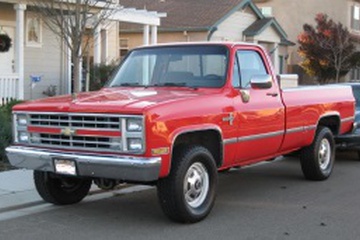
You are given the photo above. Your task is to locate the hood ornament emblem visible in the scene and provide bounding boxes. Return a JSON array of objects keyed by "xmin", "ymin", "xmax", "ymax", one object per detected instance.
[{"xmin": 61, "ymin": 127, "xmax": 76, "ymax": 136}]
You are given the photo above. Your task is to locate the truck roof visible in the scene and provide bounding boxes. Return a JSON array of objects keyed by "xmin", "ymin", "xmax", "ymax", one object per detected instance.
[{"xmin": 133, "ymin": 41, "xmax": 263, "ymax": 50}]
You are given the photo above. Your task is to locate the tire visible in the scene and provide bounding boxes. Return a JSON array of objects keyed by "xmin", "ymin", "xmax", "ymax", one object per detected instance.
[
  {"xmin": 300, "ymin": 127, "xmax": 335, "ymax": 181},
  {"xmin": 34, "ymin": 171, "xmax": 92, "ymax": 205},
  {"xmin": 357, "ymin": 151, "xmax": 360, "ymax": 161},
  {"xmin": 157, "ymin": 145, "xmax": 218, "ymax": 223}
]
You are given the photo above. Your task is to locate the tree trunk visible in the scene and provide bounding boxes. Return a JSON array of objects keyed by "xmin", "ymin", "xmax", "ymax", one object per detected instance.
[
  {"xmin": 72, "ymin": 55, "xmax": 81, "ymax": 93},
  {"xmin": 335, "ymin": 68, "xmax": 340, "ymax": 83}
]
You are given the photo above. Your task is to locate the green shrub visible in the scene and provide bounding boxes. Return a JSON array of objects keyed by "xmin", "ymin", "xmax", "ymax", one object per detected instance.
[
  {"xmin": 0, "ymin": 100, "xmax": 22, "ymax": 165},
  {"xmin": 89, "ymin": 63, "xmax": 118, "ymax": 91}
]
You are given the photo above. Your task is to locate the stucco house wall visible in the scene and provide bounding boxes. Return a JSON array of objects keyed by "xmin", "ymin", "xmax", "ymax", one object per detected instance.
[{"xmin": 254, "ymin": 0, "xmax": 360, "ymax": 81}]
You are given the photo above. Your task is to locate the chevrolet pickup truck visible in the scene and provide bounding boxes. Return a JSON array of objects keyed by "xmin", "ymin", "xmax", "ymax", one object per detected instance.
[{"xmin": 6, "ymin": 42, "xmax": 355, "ymax": 223}]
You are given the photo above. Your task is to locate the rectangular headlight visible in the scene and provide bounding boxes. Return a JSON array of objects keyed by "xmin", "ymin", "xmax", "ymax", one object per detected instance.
[
  {"xmin": 17, "ymin": 114, "xmax": 28, "ymax": 126},
  {"xmin": 127, "ymin": 118, "xmax": 143, "ymax": 132},
  {"xmin": 127, "ymin": 138, "xmax": 143, "ymax": 151},
  {"xmin": 18, "ymin": 131, "xmax": 29, "ymax": 143}
]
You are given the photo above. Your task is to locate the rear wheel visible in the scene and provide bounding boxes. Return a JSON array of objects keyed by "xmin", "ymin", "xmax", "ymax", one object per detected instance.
[
  {"xmin": 300, "ymin": 127, "xmax": 335, "ymax": 180},
  {"xmin": 34, "ymin": 171, "xmax": 92, "ymax": 205},
  {"xmin": 157, "ymin": 145, "xmax": 218, "ymax": 223}
]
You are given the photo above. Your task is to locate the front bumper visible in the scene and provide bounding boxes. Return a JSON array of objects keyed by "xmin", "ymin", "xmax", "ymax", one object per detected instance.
[{"xmin": 6, "ymin": 146, "xmax": 161, "ymax": 182}]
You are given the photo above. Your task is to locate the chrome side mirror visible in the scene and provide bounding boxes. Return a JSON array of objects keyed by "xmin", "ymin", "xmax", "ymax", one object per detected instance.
[{"xmin": 250, "ymin": 74, "xmax": 272, "ymax": 89}]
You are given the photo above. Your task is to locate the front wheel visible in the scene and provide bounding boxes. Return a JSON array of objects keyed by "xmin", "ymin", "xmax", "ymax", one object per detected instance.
[
  {"xmin": 157, "ymin": 145, "xmax": 218, "ymax": 223},
  {"xmin": 300, "ymin": 127, "xmax": 335, "ymax": 180},
  {"xmin": 34, "ymin": 171, "xmax": 92, "ymax": 205}
]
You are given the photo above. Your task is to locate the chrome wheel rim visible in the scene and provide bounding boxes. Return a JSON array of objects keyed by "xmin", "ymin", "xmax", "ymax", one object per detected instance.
[
  {"xmin": 318, "ymin": 138, "xmax": 331, "ymax": 170},
  {"xmin": 183, "ymin": 162, "xmax": 209, "ymax": 208}
]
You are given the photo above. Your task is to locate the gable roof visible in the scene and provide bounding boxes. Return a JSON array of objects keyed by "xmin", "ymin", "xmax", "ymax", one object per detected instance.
[
  {"xmin": 119, "ymin": 0, "xmax": 261, "ymax": 31},
  {"xmin": 243, "ymin": 17, "xmax": 294, "ymax": 45},
  {"xmin": 119, "ymin": 0, "xmax": 294, "ymax": 45}
]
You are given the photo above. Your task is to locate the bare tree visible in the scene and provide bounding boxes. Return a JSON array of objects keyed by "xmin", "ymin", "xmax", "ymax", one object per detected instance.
[{"xmin": 29, "ymin": 0, "xmax": 119, "ymax": 93}]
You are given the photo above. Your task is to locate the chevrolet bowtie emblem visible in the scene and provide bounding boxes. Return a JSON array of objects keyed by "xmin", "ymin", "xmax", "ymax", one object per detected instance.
[{"xmin": 61, "ymin": 127, "xmax": 76, "ymax": 136}]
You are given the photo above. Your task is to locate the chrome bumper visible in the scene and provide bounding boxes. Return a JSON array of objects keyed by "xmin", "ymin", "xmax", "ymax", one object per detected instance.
[{"xmin": 6, "ymin": 146, "xmax": 161, "ymax": 182}]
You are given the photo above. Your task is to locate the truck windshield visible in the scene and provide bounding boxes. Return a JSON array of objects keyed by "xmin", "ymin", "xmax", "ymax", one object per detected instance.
[{"xmin": 108, "ymin": 45, "xmax": 228, "ymax": 88}]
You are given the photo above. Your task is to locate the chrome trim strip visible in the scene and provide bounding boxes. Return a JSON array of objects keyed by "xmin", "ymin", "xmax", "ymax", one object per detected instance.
[
  {"xmin": 342, "ymin": 116, "xmax": 355, "ymax": 123},
  {"xmin": 223, "ymin": 124, "xmax": 319, "ymax": 145},
  {"xmin": 223, "ymin": 138, "xmax": 237, "ymax": 145},
  {"xmin": 237, "ymin": 130, "xmax": 284, "ymax": 142},
  {"xmin": 286, "ymin": 127, "xmax": 304, "ymax": 134},
  {"xmin": 6, "ymin": 146, "xmax": 161, "ymax": 182}
]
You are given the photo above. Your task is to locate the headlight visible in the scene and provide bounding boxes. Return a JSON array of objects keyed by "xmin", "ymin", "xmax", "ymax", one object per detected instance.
[
  {"xmin": 17, "ymin": 114, "xmax": 28, "ymax": 126},
  {"xmin": 127, "ymin": 118, "xmax": 143, "ymax": 132},
  {"xmin": 18, "ymin": 132, "xmax": 29, "ymax": 143},
  {"xmin": 128, "ymin": 138, "xmax": 143, "ymax": 151}
]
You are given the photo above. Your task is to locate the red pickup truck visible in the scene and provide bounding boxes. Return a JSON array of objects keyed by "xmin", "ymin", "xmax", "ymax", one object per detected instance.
[{"xmin": 6, "ymin": 42, "xmax": 355, "ymax": 223}]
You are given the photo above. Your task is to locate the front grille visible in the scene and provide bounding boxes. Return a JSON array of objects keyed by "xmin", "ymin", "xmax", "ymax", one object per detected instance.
[
  {"xmin": 29, "ymin": 114, "xmax": 121, "ymax": 129},
  {"xmin": 27, "ymin": 113, "xmax": 123, "ymax": 151},
  {"xmin": 15, "ymin": 112, "xmax": 145, "ymax": 154},
  {"xmin": 37, "ymin": 134, "xmax": 118, "ymax": 149}
]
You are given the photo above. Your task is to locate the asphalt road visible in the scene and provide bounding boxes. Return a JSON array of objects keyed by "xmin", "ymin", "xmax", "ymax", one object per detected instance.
[{"xmin": 0, "ymin": 153, "xmax": 360, "ymax": 240}]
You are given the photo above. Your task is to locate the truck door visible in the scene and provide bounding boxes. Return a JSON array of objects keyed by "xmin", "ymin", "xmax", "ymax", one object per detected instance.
[{"xmin": 231, "ymin": 48, "xmax": 285, "ymax": 164}]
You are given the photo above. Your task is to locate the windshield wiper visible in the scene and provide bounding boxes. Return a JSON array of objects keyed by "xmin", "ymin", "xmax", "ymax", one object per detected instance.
[
  {"xmin": 151, "ymin": 82, "xmax": 198, "ymax": 90},
  {"xmin": 111, "ymin": 83, "xmax": 145, "ymax": 87},
  {"xmin": 158, "ymin": 82, "xmax": 187, "ymax": 87}
]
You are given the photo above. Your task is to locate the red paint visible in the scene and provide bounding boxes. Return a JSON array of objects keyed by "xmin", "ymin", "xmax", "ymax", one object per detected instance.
[{"xmin": 28, "ymin": 126, "xmax": 61, "ymax": 134}]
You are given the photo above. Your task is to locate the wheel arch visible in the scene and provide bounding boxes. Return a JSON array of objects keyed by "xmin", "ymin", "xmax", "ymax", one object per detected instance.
[
  {"xmin": 170, "ymin": 126, "xmax": 223, "ymax": 169},
  {"xmin": 317, "ymin": 112, "xmax": 341, "ymax": 135}
]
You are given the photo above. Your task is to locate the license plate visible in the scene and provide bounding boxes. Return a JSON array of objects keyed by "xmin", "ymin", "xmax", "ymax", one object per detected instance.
[{"xmin": 54, "ymin": 159, "xmax": 77, "ymax": 176}]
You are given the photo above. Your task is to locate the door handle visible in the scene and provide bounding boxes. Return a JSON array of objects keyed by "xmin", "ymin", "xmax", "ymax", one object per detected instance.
[{"xmin": 266, "ymin": 92, "xmax": 278, "ymax": 97}]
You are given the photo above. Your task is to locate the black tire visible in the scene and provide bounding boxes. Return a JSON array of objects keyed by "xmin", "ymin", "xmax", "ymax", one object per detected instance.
[
  {"xmin": 300, "ymin": 127, "xmax": 335, "ymax": 181},
  {"xmin": 34, "ymin": 171, "xmax": 92, "ymax": 205},
  {"xmin": 157, "ymin": 145, "xmax": 218, "ymax": 223},
  {"xmin": 357, "ymin": 151, "xmax": 360, "ymax": 161}
]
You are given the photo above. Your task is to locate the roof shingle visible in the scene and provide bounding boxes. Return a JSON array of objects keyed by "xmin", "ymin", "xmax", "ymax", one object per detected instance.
[{"xmin": 119, "ymin": 0, "xmax": 251, "ymax": 31}]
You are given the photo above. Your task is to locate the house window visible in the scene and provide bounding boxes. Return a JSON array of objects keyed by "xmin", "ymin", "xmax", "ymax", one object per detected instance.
[
  {"xmin": 120, "ymin": 38, "xmax": 129, "ymax": 59},
  {"xmin": 26, "ymin": 14, "xmax": 42, "ymax": 47},
  {"xmin": 351, "ymin": 5, "xmax": 360, "ymax": 31}
]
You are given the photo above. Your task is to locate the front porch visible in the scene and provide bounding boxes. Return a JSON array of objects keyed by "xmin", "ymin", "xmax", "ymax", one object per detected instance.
[{"xmin": 0, "ymin": 74, "xmax": 19, "ymax": 104}]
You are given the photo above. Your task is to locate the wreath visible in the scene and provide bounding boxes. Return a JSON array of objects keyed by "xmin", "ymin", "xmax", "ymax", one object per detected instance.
[{"xmin": 0, "ymin": 34, "xmax": 12, "ymax": 52}]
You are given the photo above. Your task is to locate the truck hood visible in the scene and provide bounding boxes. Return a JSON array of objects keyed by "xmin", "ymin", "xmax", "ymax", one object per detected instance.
[{"xmin": 13, "ymin": 87, "xmax": 209, "ymax": 114}]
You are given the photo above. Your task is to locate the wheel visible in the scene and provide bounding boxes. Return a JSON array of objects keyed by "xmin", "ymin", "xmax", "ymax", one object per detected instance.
[
  {"xmin": 357, "ymin": 151, "xmax": 360, "ymax": 161},
  {"xmin": 300, "ymin": 127, "xmax": 335, "ymax": 181},
  {"xmin": 157, "ymin": 145, "xmax": 218, "ymax": 223},
  {"xmin": 34, "ymin": 171, "xmax": 92, "ymax": 205}
]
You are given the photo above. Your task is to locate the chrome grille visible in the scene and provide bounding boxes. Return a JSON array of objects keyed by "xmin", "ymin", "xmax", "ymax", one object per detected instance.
[
  {"xmin": 29, "ymin": 114, "xmax": 121, "ymax": 129},
  {"xmin": 36, "ymin": 134, "xmax": 119, "ymax": 150},
  {"xmin": 27, "ymin": 113, "xmax": 122, "ymax": 151}
]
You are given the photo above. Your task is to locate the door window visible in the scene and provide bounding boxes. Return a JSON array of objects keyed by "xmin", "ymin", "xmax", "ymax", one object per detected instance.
[{"xmin": 236, "ymin": 50, "xmax": 268, "ymax": 88}]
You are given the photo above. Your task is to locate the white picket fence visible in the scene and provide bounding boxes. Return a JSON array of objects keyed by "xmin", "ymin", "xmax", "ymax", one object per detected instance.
[{"xmin": 0, "ymin": 74, "xmax": 20, "ymax": 105}]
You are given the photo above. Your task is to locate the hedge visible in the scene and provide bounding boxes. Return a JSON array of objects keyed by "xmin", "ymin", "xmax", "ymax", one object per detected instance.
[{"xmin": 0, "ymin": 100, "xmax": 22, "ymax": 167}]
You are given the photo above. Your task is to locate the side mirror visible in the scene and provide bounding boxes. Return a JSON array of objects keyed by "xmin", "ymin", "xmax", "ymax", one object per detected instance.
[{"xmin": 250, "ymin": 74, "xmax": 272, "ymax": 89}]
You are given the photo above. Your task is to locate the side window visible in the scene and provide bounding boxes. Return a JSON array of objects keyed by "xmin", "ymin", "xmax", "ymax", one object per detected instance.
[{"xmin": 237, "ymin": 50, "xmax": 267, "ymax": 88}]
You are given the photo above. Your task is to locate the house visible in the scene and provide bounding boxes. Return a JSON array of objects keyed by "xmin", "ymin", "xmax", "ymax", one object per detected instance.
[
  {"xmin": 119, "ymin": 0, "xmax": 294, "ymax": 75},
  {"xmin": 254, "ymin": 0, "xmax": 360, "ymax": 83},
  {"xmin": 0, "ymin": 0, "xmax": 165, "ymax": 102}
]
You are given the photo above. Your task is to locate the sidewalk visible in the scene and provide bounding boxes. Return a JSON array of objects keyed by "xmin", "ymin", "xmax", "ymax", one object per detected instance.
[{"xmin": 0, "ymin": 169, "xmax": 42, "ymax": 211}]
